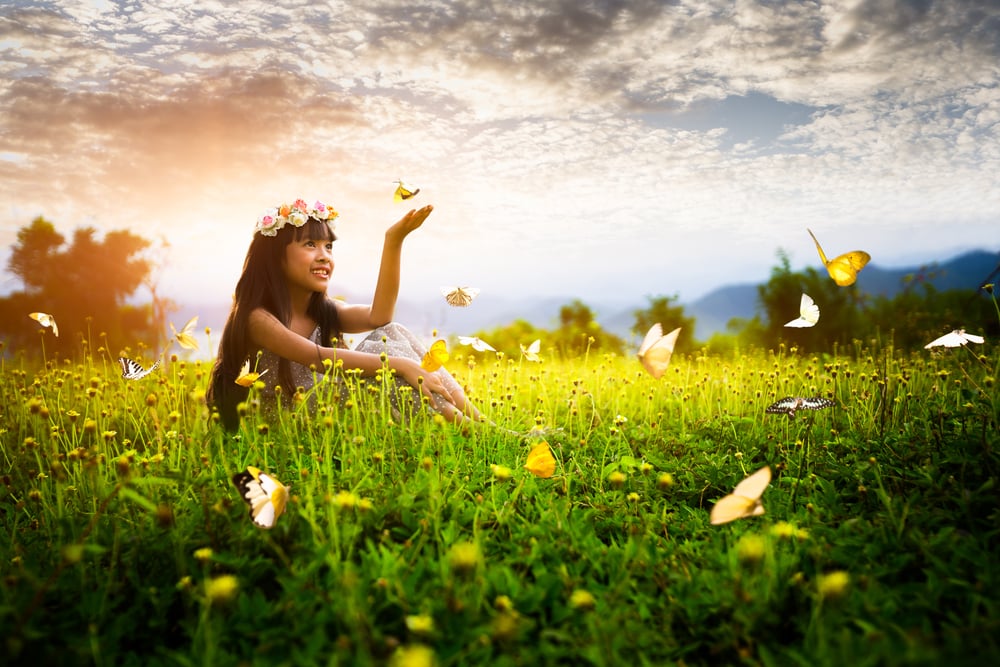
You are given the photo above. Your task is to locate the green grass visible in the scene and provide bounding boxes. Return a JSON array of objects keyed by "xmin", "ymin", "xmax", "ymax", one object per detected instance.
[{"xmin": 1, "ymin": 335, "xmax": 998, "ymax": 666}]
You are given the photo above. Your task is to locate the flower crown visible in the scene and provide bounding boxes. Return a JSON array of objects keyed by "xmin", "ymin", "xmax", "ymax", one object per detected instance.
[{"xmin": 254, "ymin": 199, "xmax": 339, "ymax": 237}]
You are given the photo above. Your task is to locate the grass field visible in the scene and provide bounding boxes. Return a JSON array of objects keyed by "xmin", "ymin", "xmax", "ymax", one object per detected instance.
[{"xmin": 1, "ymin": 328, "xmax": 998, "ymax": 666}]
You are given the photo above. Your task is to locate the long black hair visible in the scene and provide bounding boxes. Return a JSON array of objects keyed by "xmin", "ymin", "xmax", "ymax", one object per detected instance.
[{"xmin": 207, "ymin": 217, "xmax": 341, "ymax": 430}]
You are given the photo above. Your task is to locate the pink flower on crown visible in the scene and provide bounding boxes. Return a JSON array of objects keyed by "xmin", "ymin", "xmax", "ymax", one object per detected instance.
[
  {"xmin": 255, "ymin": 208, "xmax": 281, "ymax": 236},
  {"xmin": 292, "ymin": 199, "xmax": 309, "ymax": 213}
]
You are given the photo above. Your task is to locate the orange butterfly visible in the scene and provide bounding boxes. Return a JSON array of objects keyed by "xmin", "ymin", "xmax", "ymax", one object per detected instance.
[
  {"xmin": 807, "ymin": 229, "xmax": 870, "ymax": 286},
  {"xmin": 420, "ymin": 339, "xmax": 449, "ymax": 372},
  {"xmin": 524, "ymin": 441, "xmax": 556, "ymax": 478},
  {"xmin": 637, "ymin": 324, "xmax": 681, "ymax": 378}
]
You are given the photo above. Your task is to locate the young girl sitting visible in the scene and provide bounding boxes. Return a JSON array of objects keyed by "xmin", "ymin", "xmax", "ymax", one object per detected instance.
[{"xmin": 207, "ymin": 198, "xmax": 483, "ymax": 430}]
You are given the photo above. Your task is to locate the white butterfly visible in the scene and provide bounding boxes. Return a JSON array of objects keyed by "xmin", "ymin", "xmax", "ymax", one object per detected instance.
[
  {"xmin": 637, "ymin": 324, "xmax": 681, "ymax": 379},
  {"xmin": 232, "ymin": 466, "xmax": 290, "ymax": 529},
  {"xmin": 441, "ymin": 286, "xmax": 480, "ymax": 307},
  {"xmin": 765, "ymin": 396, "xmax": 835, "ymax": 418},
  {"xmin": 118, "ymin": 357, "xmax": 159, "ymax": 380},
  {"xmin": 29, "ymin": 311, "xmax": 59, "ymax": 337},
  {"xmin": 520, "ymin": 339, "xmax": 541, "ymax": 362},
  {"xmin": 458, "ymin": 335, "xmax": 496, "ymax": 352},
  {"xmin": 710, "ymin": 465, "xmax": 771, "ymax": 525},
  {"xmin": 784, "ymin": 293, "xmax": 820, "ymax": 328},
  {"xmin": 924, "ymin": 329, "xmax": 985, "ymax": 349}
]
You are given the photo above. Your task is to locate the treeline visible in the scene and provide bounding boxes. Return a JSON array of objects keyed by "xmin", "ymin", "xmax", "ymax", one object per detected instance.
[
  {"xmin": 2, "ymin": 217, "xmax": 995, "ymax": 361},
  {"xmin": 468, "ymin": 253, "xmax": 998, "ymax": 359}
]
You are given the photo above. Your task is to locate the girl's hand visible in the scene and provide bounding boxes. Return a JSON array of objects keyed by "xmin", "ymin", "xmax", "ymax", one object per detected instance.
[
  {"xmin": 394, "ymin": 357, "xmax": 451, "ymax": 403},
  {"xmin": 386, "ymin": 205, "xmax": 433, "ymax": 244}
]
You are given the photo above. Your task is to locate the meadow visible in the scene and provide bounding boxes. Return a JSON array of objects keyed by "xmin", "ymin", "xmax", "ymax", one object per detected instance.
[{"xmin": 1, "ymin": 324, "xmax": 998, "ymax": 666}]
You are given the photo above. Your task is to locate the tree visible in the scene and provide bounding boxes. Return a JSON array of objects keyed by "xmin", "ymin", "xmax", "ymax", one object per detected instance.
[
  {"xmin": 3, "ymin": 219, "xmax": 156, "ymax": 356},
  {"xmin": 8, "ymin": 217, "xmax": 64, "ymax": 293},
  {"xmin": 752, "ymin": 249, "xmax": 866, "ymax": 352},
  {"xmin": 631, "ymin": 294, "xmax": 697, "ymax": 353},
  {"xmin": 553, "ymin": 299, "xmax": 624, "ymax": 357}
]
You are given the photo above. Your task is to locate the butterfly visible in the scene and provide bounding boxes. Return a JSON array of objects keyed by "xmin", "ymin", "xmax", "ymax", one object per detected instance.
[
  {"xmin": 441, "ymin": 286, "xmax": 480, "ymax": 307},
  {"xmin": 784, "ymin": 293, "xmax": 820, "ymax": 328},
  {"xmin": 765, "ymin": 396, "xmax": 835, "ymax": 418},
  {"xmin": 637, "ymin": 324, "xmax": 681, "ymax": 379},
  {"xmin": 520, "ymin": 339, "xmax": 541, "ymax": 362},
  {"xmin": 171, "ymin": 315, "xmax": 199, "ymax": 350},
  {"xmin": 118, "ymin": 357, "xmax": 159, "ymax": 380},
  {"xmin": 524, "ymin": 441, "xmax": 556, "ymax": 479},
  {"xmin": 393, "ymin": 179, "xmax": 420, "ymax": 202},
  {"xmin": 807, "ymin": 229, "xmax": 870, "ymax": 287},
  {"xmin": 28, "ymin": 312, "xmax": 59, "ymax": 337},
  {"xmin": 232, "ymin": 466, "xmax": 290, "ymax": 529},
  {"xmin": 458, "ymin": 335, "xmax": 496, "ymax": 352},
  {"xmin": 710, "ymin": 465, "xmax": 771, "ymax": 525},
  {"xmin": 420, "ymin": 339, "xmax": 449, "ymax": 372},
  {"xmin": 924, "ymin": 329, "xmax": 985, "ymax": 349},
  {"xmin": 235, "ymin": 358, "xmax": 270, "ymax": 387}
]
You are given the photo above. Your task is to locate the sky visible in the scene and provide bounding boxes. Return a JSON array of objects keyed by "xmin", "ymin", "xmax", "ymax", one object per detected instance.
[{"xmin": 2, "ymin": 0, "xmax": 999, "ymax": 335}]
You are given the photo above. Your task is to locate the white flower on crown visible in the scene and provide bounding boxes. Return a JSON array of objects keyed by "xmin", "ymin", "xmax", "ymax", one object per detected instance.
[{"xmin": 254, "ymin": 198, "xmax": 339, "ymax": 236}]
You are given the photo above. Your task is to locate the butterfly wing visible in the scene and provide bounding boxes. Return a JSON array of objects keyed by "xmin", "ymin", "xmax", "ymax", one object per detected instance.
[
  {"xmin": 807, "ymin": 229, "xmax": 829, "ymax": 266},
  {"xmin": 710, "ymin": 493, "xmax": 761, "ymax": 525},
  {"xmin": 731, "ymin": 465, "xmax": 772, "ymax": 500},
  {"xmin": 766, "ymin": 396, "xmax": 800, "ymax": 415},
  {"xmin": 232, "ymin": 467, "xmax": 288, "ymax": 529},
  {"xmin": 458, "ymin": 336, "xmax": 495, "ymax": 352},
  {"xmin": 785, "ymin": 294, "xmax": 820, "ymax": 327},
  {"xmin": 421, "ymin": 339, "xmax": 449, "ymax": 372},
  {"xmin": 441, "ymin": 286, "xmax": 480, "ymax": 307},
  {"xmin": 827, "ymin": 251, "xmax": 871, "ymax": 286},
  {"xmin": 637, "ymin": 325, "xmax": 681, "ymax": 379},
  {"xmin": 800, "ymin": 397, "xmax": 835, "ymax": 411},
  {"xmin": 393, "ymin": 180, "xmax": 420, "ymax": 202},
  {"xmin": 524, "ymin": 441, "xmax": 556, "ymax": 478},
  {"xmin": 926, "ymin": 329, "xmax": 984, "ymax": 348},
  {"xmin": 172, "ymin": 315, "xmax": 199, "ymax": 350},
  {"xmin": 118, "ymin": 357, "xmax": 158, "ymax": 380},
  {"xmin": 521, "ymin": 339, "xmax": 541, "ymax": 362},
  {"xmin": 711, "ymin": 466, "xmax": 770, "ymax": 525},
  {"xmin": 29, "ymin": 312, "xmax": 59, "ymax": 336}
]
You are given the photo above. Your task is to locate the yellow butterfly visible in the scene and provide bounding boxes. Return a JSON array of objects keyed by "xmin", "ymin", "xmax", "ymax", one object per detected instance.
[
  {"xmin": 524, "ymin": 441, "xmax": 556, "ymax": 478},
  {"xmin": 393, "ymin": 180, "xmax": 420, "ymax": 202},
  {"xmin": 28, "ymin": 311, "xmax": 59, "ymax": 337},
  {"xmin": 520, "ymin": 339, "xmax": 541, "ymax": 362},
  {"xmin": 441, "ymin": 286, "xmax": 480, "ymax": 307},
  {"xmin": 807, "ymin": 229, "xmax": 870, "ymax": 287},
  {"xmin": 171, "ymin": 315, "xmax": 199, "ymax": 350},
  {"xmin": 637, "ymin": 324, "xmax": 681, "ymax": 378},
  {"xmin": 235, "ymin": 358, "xmax": 270, "ymax": 387},
  {"xmin": 458, "ymin": 335, "xmax": 496, "ymax": 352},
  {"xmin": 710, "ymin": 465, "xmax": 771, "ymax": 525},
  {"xmin": 420, "ymin": 339, "xmax": 449, "ymax": 372},
  {"xmin": 784, "ymin": 293, "xmax": 820, "ymax": 328},
  {"xmin": 232, "ymin": 466, "xmax": 290, "ymax": 529}
]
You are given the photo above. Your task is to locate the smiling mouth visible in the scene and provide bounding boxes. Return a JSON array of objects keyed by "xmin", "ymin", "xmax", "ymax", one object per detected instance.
[{"xmin": 312, "ymin": 268, "xmax": 330, "ymax": 277}]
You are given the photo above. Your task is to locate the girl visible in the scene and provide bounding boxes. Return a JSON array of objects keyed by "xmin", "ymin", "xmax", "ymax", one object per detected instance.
[{"xmin": 207, "ymin": 198, "xmax": 482, "ymax": 430}]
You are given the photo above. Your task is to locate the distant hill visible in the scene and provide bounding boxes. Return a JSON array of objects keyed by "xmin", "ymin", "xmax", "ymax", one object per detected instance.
[{"xmin": 174, "ymin": 249, "xmax": 998, "ymax": 353}]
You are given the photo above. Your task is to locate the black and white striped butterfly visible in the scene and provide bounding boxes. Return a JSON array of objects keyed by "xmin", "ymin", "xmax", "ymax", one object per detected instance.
[
  {"xmin": 118, "ymin": 357, "xmax": 159, "ymax": 380},
  {"xmin": 765, "ymin": 396, "xmax": 834, "ymax": 418}
]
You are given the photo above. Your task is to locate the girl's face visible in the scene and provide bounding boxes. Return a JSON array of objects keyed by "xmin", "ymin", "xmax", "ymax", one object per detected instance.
[{"xmin": 282, "ymin": 236, "xmax": 334, "ymax": 295}]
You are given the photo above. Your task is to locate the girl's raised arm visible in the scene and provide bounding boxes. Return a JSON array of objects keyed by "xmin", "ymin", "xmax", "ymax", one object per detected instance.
[{"xmin": 337, "ymin": 205, "xmax": 433, "ymax": 333}]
